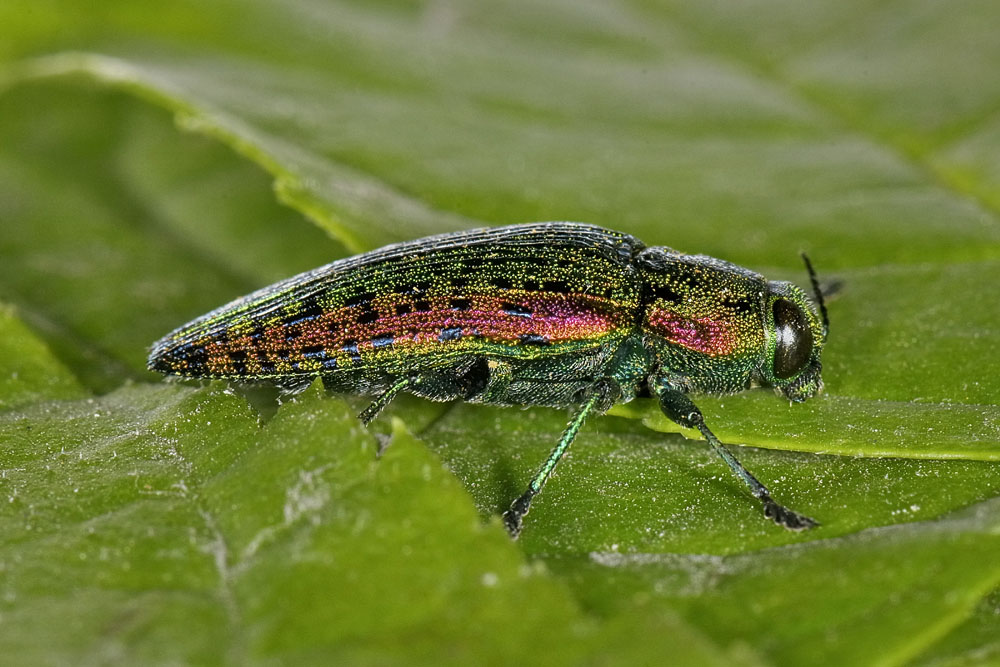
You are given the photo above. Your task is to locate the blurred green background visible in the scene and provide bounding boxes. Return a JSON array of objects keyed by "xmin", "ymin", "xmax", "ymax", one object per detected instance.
[{"xmin": 1, "ymin": 1, "xmax": 999, "ymax": 664}]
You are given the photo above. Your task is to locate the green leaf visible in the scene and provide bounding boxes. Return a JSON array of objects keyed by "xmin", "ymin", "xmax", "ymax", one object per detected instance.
[
  {"xmin": 0, "ymin": 83, "xmax": 345, "ymax": 392},
  {"xmin": 0, "ymin": 303, "xmax": 85, "ymax": 410},
  {"xmin": 1, "ymin": 1, "xmax": 999, "ymax": 664},
  {"xmin": 0, "ymin": 383, "xmax": 732, "ymax": 665}
]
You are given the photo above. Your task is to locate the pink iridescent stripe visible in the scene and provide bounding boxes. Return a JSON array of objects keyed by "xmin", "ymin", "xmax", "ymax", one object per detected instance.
[
  {"xmin": 212, "ymin": 292, "xmax": 626, "ymax": 367},
  {"xmin": 646, "ymin": 309, "xmax": 735, "ymax": 356},
  {"xmin": 354, "ymin": 294, "xmax": 623, "ymax": 348}
]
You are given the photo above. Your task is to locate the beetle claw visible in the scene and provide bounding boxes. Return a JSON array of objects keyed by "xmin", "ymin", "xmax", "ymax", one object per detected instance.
[{"xmin": 763, "ymin": 496, "xmax": 818, "ymax": 531}]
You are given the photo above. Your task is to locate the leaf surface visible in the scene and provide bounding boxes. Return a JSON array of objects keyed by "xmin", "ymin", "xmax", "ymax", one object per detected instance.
[{"xmin": 2, "ymin": 1, "xmax": 999, "ymax": 664}]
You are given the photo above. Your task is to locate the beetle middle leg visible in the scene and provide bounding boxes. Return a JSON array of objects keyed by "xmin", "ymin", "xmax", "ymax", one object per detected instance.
[
  {"xmin": 657, "ymin": 386, "xmax": 817, "ymax": 531},
  {"xmin": 502, "ymin": 378, "xmax": 620, "ymax": 538},
  {"xmin": 356, "ymin": 357, "xmax": 492, "ymax": 426},
  {"xmin": 357, "ymin": 376, "xmax": 412, "ymax": 426}
]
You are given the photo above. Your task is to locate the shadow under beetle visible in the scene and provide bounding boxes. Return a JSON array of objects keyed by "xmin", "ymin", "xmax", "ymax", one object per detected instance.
[{"xmin": 149, "ymin": 223, "xmax": 829, "ymax": 536}]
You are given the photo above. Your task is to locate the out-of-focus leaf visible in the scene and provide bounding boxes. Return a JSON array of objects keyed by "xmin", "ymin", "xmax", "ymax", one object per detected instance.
[
  {"xmin": 0, "ymin": 383, "xmax": 732, "ymax": 665},
  {"xmin": 0, "ymin": 303, "xmax": 85, "ymax": 410},
  {"xmin": 2, "ymin": 1, "xmax": 1000, "ymax": 664}
]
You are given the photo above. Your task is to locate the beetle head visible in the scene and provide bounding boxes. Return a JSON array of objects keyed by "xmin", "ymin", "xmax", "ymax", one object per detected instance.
[{"xmin": 759, "ymin": 256, "xmax": 827, "ymax": 402}]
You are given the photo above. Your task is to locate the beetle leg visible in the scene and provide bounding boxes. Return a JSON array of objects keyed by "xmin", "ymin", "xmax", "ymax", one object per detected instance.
[
  {"xmin": 502, "ymin": 378, "xmax": 619, "ymax": 538},
  {"xmin": 657, "ymin": 387, "xmax": 818, "ymax": 531},
  {"xmin": 357, "ymin": 377, "xmax": 411, "ymax": 426}
]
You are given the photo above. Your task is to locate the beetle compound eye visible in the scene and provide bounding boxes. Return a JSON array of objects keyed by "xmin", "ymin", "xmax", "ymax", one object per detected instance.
[{"xmin": 772, "ymin": 299, "xmax": 813, "ymax": 379}]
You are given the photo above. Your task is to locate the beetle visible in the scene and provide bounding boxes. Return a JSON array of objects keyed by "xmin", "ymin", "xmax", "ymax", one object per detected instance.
[{"xmin": 149, "ymin": 223, "xmax": 828, "ymax": 536}]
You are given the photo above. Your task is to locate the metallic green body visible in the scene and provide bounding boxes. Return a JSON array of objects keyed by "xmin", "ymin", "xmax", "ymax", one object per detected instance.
[{"xmin": 149, "ymin": 223, "xmax": 828, "ymax": 535}]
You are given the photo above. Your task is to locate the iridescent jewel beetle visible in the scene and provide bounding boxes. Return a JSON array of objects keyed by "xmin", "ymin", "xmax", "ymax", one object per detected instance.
[{"xmin": 149, "ymin": 223, "xmax": 828, "ymax": 536}]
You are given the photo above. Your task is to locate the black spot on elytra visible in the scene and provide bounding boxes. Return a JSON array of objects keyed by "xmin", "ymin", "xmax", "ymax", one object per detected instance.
[
  {"xmin": 229, "ymin": 350, "xmax": 248, "ymax": 362},
  {"xmin": 542, "ymin": 279, "xmax": 571, "ymax": 294},
  {"xmin": 372, "ymin": 334, "xmax": 394, "ymax": 349},
  {"xmin": 395, "ymin": 303, "xmax": 412, "ymax": 316},
  {"xmin": 176, "ymin": 345, "xmax": 208, "ymax": 368},
  {"xmin": 450, "ymin": 298, "xmax": 472, "ymax": 311},
  {"xmin": 400, "ymin": 281, "xmax": 433, "ymax": 295},
  {"xmin": 439, "ymin": 327, "xmax": 463, "ymax": 342},
  {"xmin": 287, "ymin": 300, "xmax": 326, "ymax": 325},
  {"xmin": 231, "ymin": 359, "xmax": 247, "ymax": 375},
  {"xmin": 523, "ymin": 279, "xmax": 540, "ymax": 291},
  {"xmin": 259, "ymin": 361, "xmax": 276, "ymax": 374},
  {"xmin": 357, "ymin": 310, "xmax": 379, "ymax": 325},
  {"xmin": 300, "ymin": 299, "xmax": 326, "ymax": 317},
  {"xmin": 501, "ymin": 302, "xmax": 532, "ymax": 318},
  {"xmin": 302, "ymin": 345, "xmax": 326, "ymax": 359},
  {"xmin": 344, "ymin": 292, "xmax": 374, "ymax": 308},
  {"xmin": 492, "ymin": 277, "xmax": 512, "ymax": 289},
  {"xmin": 413, "ymin": 300, "xmax": 432, "ymax": 313},
  {"xmin": 323, "ymin": 358, "xmax": 338, "ymax": 370},
  {"xmin": 452, "ymin": 278, "xmax": 469, "ymax": 289},
  {"xmin": 519, "ymin": 333, "xmax": 549, "ymax": 346}
]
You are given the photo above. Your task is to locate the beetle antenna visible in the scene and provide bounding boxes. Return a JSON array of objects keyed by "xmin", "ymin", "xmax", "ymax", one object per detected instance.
[{"xmin": 800, "ymin": 252, "xmax": 828, "ymax": 339}]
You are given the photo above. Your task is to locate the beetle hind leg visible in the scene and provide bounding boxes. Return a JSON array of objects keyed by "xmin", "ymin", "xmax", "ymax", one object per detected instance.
[{"xmin": 357, "ymin": 357, "xmax": 493, "ymax": 427}]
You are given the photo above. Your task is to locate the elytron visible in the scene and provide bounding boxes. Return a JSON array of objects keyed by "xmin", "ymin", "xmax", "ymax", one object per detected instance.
[{"xmin": 149, "ymin": 223, "xmax": 828, "ymax": 536}]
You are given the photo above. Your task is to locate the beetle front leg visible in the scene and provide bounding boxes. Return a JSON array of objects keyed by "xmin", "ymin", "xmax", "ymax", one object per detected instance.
[{"xmin": 657, "ymin": 387, "xmax": 818, "ymax": 531}]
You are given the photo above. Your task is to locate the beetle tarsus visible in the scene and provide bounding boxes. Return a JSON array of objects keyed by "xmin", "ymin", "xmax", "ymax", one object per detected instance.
[
  {"xmin": 502, "ymin": 493, "xmax": 532, "ymax": 539},
  {"xmin": 762, "ymin": 495, "xmax": 818, "ymax": 531}
]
